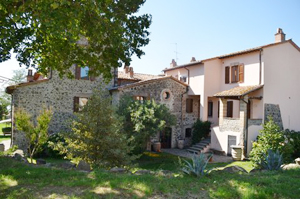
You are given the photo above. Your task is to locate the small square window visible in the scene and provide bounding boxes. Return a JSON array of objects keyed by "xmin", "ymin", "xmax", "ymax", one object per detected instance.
[
  {"xmin": 80, "ymin": 66, "xmax": 89, "ymax": 80},
  {"xmin": 185, "ymin": 128, "xmax": 192, "ymax": 138},
  {"xmin": 74, "ymin": 97, "xmax": 88, "ymax": 112},
  {"xmin": 180, "ymin": 76, "xmax": 187, "ymax": 83}
]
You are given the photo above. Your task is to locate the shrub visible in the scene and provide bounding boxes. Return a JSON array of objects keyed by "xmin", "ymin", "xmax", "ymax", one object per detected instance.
[
  {"xmin": 250, "ymin": 117, "xmax": 293, "ymax": 168},
  {"xmin": 284, "ymin": 129, "xmax": 300, "ymax": 159},
  {"xmin": 178, "ymin": 153, "xmax": 212, "ymax": 177},
  {"xmin": 52, "ymin": 86, "xmax": 136, "ymax": 168},
  {"xmin": 117, "ymin": 95, "xmax": 176, "ymax": 153},
  {"xmin": 14, "ymin": 107, "xmax": 53, "ymax": 163},
  {"xmin": 35, "ymin": 133, "xmax": 66, "ymax": 158},
  {"xmin": 259, "ymin": 149, "xmax": 283, "ymax": 170},
  {"xmin": 192, "ymin": 119, "xmax": 211, "ymax": 144}
]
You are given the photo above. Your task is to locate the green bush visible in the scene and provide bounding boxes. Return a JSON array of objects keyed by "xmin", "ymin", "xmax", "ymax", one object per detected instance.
[
  {"xmin": 117, "ymin": 95, "xmax": 176, "ymax": 153},
  {"xmin": 250, "ymin": 117, "xmax": 293, "ymax": 168},
  {"xmin": 178, "ymin": 153, "xmax": 212, "ymax": 177},
  {"xmin": 35, "ymin": 133, "xmax": 66, "ymax": 158},
  {"xmin": 284, "ymin": 129, "xmax": 300, "ymax": 159},
  {"xmin": 192, "ymin": 119, "xmax": 211, "ymax": 144}
]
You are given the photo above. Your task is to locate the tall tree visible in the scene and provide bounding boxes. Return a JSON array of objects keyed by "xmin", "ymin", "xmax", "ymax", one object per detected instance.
[{"xmin": 0, "ymin": 0, "xmax": 151, "ymax": 79}]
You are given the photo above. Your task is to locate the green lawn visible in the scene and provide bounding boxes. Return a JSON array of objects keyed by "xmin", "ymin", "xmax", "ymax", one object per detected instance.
[
  {"xmin": 1, "ymin": 152, "xmax": 299, "ymax": 198},
  {"xmin": 0, "ymin": 123, "xmax": 11, "ymax": 143}
]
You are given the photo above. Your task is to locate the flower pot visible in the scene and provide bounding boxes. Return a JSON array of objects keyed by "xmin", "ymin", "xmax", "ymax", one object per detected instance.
[
  {"xmin": 177, "ymin": 139, "xmax": 184, "ymax": 149},
  {"xmin": 153, "ymin": 142, "xmax": 161, "ymax": 152}
]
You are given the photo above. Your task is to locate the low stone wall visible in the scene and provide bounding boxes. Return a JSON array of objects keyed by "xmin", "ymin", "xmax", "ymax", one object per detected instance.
[
  {"xmin": 220, "ymin": 118, "xmax": 242, "ymax": 133},
  {"xmin": 264, "ymin": 103, "xmax": 283, "ymax": 129},
  {"xmin": 248, "ymin": 119, "xmax": 262, "ymax": 126}
]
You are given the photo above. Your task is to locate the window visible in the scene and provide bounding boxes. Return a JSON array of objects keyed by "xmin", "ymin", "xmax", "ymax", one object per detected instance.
[
  {"xmin": 186, "ymin": 99, "xmax": 193, "ymax": 113},
  {"xmin": 185, "ymin": 128, "xmax": 192, "ymax": 138},
  {"xmin": 231, "ymin": 65, "xmax": 239, "ymax": 83},
  {"xmin": 208, "ymin": 101, "xmax": 213, "ymax": 117},
  {"xmin": 75, "ymin": 65, "xmax": 95, "ymax": 80},
  {"xmin": 162, "ymin": 91, "xmax": 170, "ymax": 100},
  {"xmin": 74, "ymin": 97, "xmax": 88, "ymax": 112},
  {"xmin": 227, "ymin": 101, "xmax": 233, "ymax": 118},
  {"xmin": 180, "ymin": 76, "xmax": 187, "ymax": 83}
]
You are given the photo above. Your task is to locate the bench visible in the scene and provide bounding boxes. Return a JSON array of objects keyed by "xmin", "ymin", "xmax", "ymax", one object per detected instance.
[{"xmin": 2, "ymin": 127, "xmax": 12, "ymax": 136}]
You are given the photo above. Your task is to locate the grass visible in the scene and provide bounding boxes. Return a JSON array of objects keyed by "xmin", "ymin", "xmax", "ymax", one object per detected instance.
[
  {"xmin": 0, "ymin": 123, "xmax": 11, "ymax": 143},
  {"xmin": 0, "ymin": 152, "xmax": 299, "ymax": 198}
]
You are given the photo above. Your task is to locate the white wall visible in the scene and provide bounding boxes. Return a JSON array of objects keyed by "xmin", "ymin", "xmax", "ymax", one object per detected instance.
[
  {"xmin": 247, "ymin": 125, "xmax": 263, "ymax": 155},
  {"xmin": 263, "ymin": 42, "xmax": 300, "ymax": 131}
]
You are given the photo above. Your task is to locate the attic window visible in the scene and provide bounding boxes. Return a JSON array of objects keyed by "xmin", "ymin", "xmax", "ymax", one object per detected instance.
[{"xmin": 163, "ymin": 92, "xmax": 170, "ymax": 100}]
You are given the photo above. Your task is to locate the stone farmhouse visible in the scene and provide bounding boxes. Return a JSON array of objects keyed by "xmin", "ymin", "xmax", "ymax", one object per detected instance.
[{"xmin": 6, "ymin": 28, "xmax": 300, "ymax": 156}]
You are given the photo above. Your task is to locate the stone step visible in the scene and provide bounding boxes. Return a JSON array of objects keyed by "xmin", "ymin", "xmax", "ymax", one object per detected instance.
[
  {"xmin": 189, "ymin": 146, "xmax": 204, "ymax": 151},
  {"xmin": 187, "ymin": 149, "xmax": 201, "ymax": 154},
  {"xmin": 195, "ymin": 143, "xmax": 208, "ymax": 148}
]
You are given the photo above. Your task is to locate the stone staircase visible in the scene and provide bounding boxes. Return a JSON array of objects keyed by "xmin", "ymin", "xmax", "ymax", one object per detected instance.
[{"xmin": 187, "ymin": 137, "xmax": 211, "ymax": 154}]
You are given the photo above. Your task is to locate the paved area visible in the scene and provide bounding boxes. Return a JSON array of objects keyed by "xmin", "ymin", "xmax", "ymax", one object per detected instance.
[
  {"xmin": 162, "ymin": 148, "xmax": 233, "ymax": 163},
  {"xmin": 1, "ymin": 139, "xmax": 11, "ymax": 151}
]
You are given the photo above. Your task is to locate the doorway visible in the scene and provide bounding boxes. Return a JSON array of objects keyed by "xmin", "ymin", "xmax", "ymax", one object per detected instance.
[
  {"xmin": 160, "ymin": 127, "xmax": 172, "ymax": 148},
  {"xmin": 227, "ymin": 135, "xmax": 237, "ymax": 156}
]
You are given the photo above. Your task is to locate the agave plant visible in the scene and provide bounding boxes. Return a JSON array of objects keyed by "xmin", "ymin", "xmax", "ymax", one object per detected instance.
[
  {"xmin": 260, "ymin": 149, "xmax": 283, "ymax": 170},
  {"xmin": 178, "ymin": 153, "xmax": 212, "ymax": 177}
]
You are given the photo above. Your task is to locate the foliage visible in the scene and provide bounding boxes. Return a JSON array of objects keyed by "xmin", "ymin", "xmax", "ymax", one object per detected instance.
[
  {"xmin": 36, "ymin": 133, "xmax": 66, "ymax": 158},
  {"xmin": 259, "ymin": 149, "xmax": 283, "ymax": 170},
  {"xmin": 284, "ymin": 129, "xmax": 300, "ymax": 159},
  {"xmin": 0, "ymin": 0, "xmax": 151, "ymax": 79},
  {"xmin": 0, "ymin": 98, "xmax": 9, "ymax": 120},
  {"xmin": 192, "ymin": 119, "xmax": 211, "ymax": 144},
  {"xmin": 14, "ymin": 107, "xmax": 52, "ymax": 163},
  {"xmin": 117, "ymin": 95, "xmax": 176, "ymax": 153},
  {"xmin": 178, "ymin": 153, "xmax": 212, "ymax": 177},
  {"xmin": 51, "ymin": 86, "xmax": 136, "ymax": 168},
  {"xmin": 250, "ymin": 117, "xmax": 293, "ymax": 168}
]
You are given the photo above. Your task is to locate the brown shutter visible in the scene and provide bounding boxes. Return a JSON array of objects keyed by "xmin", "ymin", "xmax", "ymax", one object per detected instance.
[
  {"xmin": 227, "ymin": 101, "xmax": 233, "ymax": 118},
  {"xmin": 239, "ymin": 64, "xmax": 244, "ymax": 83},
  {"xmin": 73, "ymin": 97, "xmax": 79, "ymax": 112},
  {"xmin": 225, "ymin": 66, "xmax": 230, "ymax": 84},
  {"xmin": 75, "ymin": 65, "xmax": 81, "ymax": 80}
]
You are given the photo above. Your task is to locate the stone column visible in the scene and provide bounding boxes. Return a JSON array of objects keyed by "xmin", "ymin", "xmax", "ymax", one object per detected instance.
[
  {"xmin": 219, "ymin": 98, "xmax": 227, "ymax": 126},
  {"xmin": 239, "ymin": 95, "xmax": 248, "ymax": 154}
]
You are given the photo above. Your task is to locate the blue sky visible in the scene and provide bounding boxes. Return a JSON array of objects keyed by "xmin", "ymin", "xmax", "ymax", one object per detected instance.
[{"xmin": 1, "ymin": 0, "xmax": 300, "ymax": 79}]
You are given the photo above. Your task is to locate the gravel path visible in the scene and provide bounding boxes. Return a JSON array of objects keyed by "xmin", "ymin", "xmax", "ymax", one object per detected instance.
[{"xmin": 161, "ymin": 148, "xmax": 233, "ymax": 163}]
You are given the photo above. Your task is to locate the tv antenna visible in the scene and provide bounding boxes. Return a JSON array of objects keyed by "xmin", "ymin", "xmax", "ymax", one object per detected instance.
[{"xmin": 172, "ymin": 43, "xmax": 179, "ymax": 62}]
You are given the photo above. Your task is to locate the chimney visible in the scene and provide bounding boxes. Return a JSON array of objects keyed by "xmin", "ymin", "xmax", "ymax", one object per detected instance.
[
  {"xmin": 124, "ymin": 65, "xmax": 130, "ymax": 73},
  {"xmin": 170, "ymin": 59, "xmax": 177, "ymax": 68},
  {"xmin": 27, "ymin": 69, "xmax": 33, "ymax": 82},
  {"xmin": 129, "ymin": 67, "xmax": 134, "ymax": 78},
  {"xmin": 275, "ymin": 28, "xmax": 285, "ymax": 43},
  {"xmin": 190, "ymin": 57, "xmax": 196, "ymax": 62}
]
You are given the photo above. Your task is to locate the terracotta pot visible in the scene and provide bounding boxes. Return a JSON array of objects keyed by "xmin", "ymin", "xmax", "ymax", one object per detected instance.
[
  {"xmin": 153, "ymin": 142, "xmax": 161, "ymax": 152},
  {"xmin": 177, "ymin": 139, "xmax": 184, "ymax": 149}
]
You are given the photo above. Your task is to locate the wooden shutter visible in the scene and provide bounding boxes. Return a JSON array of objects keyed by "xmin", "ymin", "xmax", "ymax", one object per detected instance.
[
  {"xmin": 73, "ymin": 97, "xmax": 79, "ymax": 112},
  {"xmin": 239, "ymin": 64, "xmax": 244, "ymax": 83},
  {"xmin": 227, "ymin": 101, "xmax": 233, "ymax": 118},
  {"xmin": 225, "ymin": 66, "xmax": 230, "ymax": 84},
  {"xmin": 186, "ymin": 99, "xmax": 193, "ymax": 113},
  {"xmin": 75, "ymin": 65, "xmax": 81, "ymax": 80}
]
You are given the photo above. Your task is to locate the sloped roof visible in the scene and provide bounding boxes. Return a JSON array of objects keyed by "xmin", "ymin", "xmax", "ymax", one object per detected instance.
[
  {"xmin": 5, "ymin": 79, "xmax": 49, "ymax": 94},
  {"xmin": 111, "ymin": 76, "xmax": 188, "ymax": 91},
  {"xmin": 214, "ymin": 85, "xmax": 263, "ymax": 98},
  {"xmin": 164, "ymin": 39, "xmax": 300, "ymax": 72},
  {"xmin": 118, "ymin": 71, "xmax": 160, "ymax": 81}
]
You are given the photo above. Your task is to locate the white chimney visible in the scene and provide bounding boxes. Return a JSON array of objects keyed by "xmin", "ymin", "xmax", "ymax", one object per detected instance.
[
  {"xmin": 275, "ymin": 28, "xmax": 285, "ymax": 43},
  {"xmin": 129, "ymin": 67, "xmax": 134, "ymax": 78},
  {"xmin": 190, "ymin": 57, "xmax": 196, "ymax": 62},
  {"xmin": 170, "ymin": 59, "xmax": 177, "ymax": 68}
]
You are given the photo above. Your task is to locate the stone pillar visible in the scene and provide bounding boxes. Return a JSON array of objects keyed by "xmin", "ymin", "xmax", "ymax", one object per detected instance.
[
  {"xmin": 219, "ymin": 98, "xmax": 227, "ymax": 125},
  {"xmin": 239, "ymin": 95, "xmax": 248, "ymax": 148}
]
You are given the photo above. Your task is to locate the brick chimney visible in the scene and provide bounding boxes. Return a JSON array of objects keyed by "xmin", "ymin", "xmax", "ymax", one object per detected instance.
[
  {"xmin": 129, "ymin": 67, "xmax": 134, "ymax": 78},
  {"xmin": 275, "ymin": 28, "xmax": 285, "ymax": 43},
  {"xmin": 27, "ymin": 69, "xmax": 33, "ymax": 82},
  {"xmin": 190, "ymin": 57, "xmax": 196, "ymax": 62},
  {"xmin": 124, "ymin": 65, "xmax": 130, "ymax": 73},
  {"xmin": 170, "ymin": 59, "xmax": 177, "ymax": 68}
]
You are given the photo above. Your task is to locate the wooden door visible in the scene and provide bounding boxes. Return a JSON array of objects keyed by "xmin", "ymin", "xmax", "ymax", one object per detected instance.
[{"xmin": 160, "ymin": 127, "xmax": 172, "ymax": 148}]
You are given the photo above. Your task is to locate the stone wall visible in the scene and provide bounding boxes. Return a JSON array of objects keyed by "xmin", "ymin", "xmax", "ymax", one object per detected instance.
[
  {"xmin": 11, "ymin": 66, "xmax": 113, "ymax": 151},
  {"xmin": 112, "ymin": 78, "xmax": 191, "ymax": 148},
  {"xmin": 219, "ymin": 118, "xmax": 242, "ymax": 132},
  {"xmin": 264, "ymin": 103, "xmax": 283, "ymax": 129}
]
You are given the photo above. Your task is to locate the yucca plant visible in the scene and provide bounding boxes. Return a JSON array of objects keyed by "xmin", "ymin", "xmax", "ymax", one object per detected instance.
[
  {"xmin": 259, "ymin": 149, "xmax": 283, "ymax": 170},
  {"xmin": 178, "ymin": 153, "xmax": 212, "ymax": 177}
]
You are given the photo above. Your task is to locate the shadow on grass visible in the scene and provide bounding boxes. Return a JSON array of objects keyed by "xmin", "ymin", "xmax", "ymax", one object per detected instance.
[{"xmin": 0, "ymin": 155, "xmax": 300, "ymax": 198}]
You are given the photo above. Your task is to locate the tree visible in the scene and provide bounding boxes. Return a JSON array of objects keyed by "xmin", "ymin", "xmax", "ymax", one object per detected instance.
[
  {"xmin": 0, "ymin": 0, "xmax": 151, "ymax": 79},
  {"xmin": 117, "ymin": 95, "xmax": 176, "ymax": 153},
  {"xmin": 14, "ymin": 107, "xmax": 53, "ymax": 163},
  {"xmin": 53, "ymin": 86, "xmax": 136, "ymax": 168}
]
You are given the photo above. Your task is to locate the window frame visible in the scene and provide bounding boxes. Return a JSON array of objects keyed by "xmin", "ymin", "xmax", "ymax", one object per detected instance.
[
  {"xmin": 231, "ymin": 65, "xmax": 239, "ymax": 83},
  {"xmin": 208, "ymin": 101, "xmax": 213, "ymax": 117}
]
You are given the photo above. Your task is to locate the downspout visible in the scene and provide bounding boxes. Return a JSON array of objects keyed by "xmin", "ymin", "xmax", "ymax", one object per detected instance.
[
  {"xmin": 240, "ymin": 97, "xmax": 249, "ymax": 156},
  {"xmin": 184, "ymin": 67, "xmax": 190, "ymax": 85},
  {"xmin": 259, "ymin": 49, "xmax": 262, "ymax": 85}
]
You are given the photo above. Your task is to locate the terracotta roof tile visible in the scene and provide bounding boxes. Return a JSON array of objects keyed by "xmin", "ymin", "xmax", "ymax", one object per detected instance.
[
  {"xmin": 117, "ymin": 71, "xmax": 160, "ymax": 81},
  {"xmin": 214, "ymin": 85, "xmax": 263, "ymax": 98}
]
